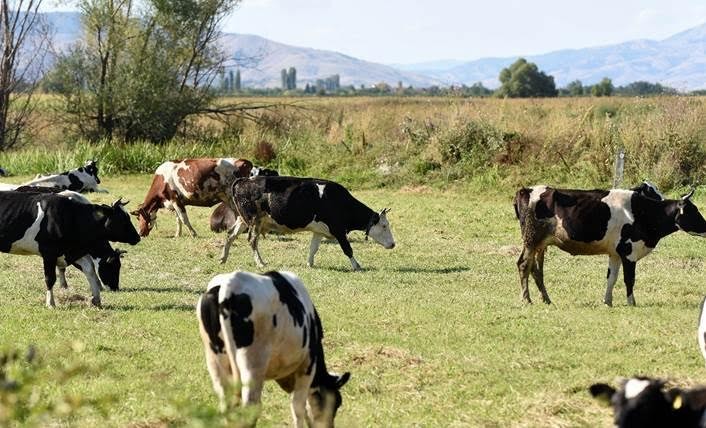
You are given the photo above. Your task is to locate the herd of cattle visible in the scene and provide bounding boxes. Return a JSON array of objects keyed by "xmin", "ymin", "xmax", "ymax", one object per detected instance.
[{"xmin": 1, "ymin": 159, "xmax": 706, "ymax": 426}]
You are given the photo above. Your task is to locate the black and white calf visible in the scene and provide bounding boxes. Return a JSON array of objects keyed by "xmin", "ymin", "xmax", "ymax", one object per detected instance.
[
  {"xmin": 197, "ymin": 271, "xmax": 351, "ymax": 427},
  {"xmin": 514, "ymin": 186, "xmax": 706, "ymax": 306},
  {"xmin": 22, "ymin": 160, "xmax": 107, "ymax": 193},
  {"xmin": 224, "ymin": 176, "xmax": 395, "ymax": 270},
  {"xmin": 13, "ymin": 186, "xmax": 127, "ymax": 291},
  {"xmin": 0, "ymin": 191, "xmax": 140, "ymax": 307},
  {"xmin": 590, "ymin": 377, "xmax": 706, "ymax": 428}
]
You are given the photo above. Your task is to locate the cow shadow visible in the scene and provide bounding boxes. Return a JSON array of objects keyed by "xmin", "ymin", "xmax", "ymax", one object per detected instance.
[
  {"xmin": 392, "ymin": 266, "xmax": 472, "ymax": 274},
  {"xmin": 107, "ymin": 303, "xmax": 196, "ymax": 312},
  {"xmin": 119, "ymin": 286, "xmax": 201, "ymax": 294},
  {"xmin": 317, "ymin": 265, "xmax": 379, "ymax": 272}
]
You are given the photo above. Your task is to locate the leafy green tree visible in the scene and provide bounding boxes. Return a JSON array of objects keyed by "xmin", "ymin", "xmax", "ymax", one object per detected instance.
[
  {"xmin": 496, "ymin": 58, "xmax": 557, "ymax": 98},
  {"xmin": 47, "ymin": 0, "xmax": 242, "ymax": 142},
  {"xmin": 591, "ymin": 78, "xmax": 614, "ymax": 97},
  {"xmin": 566, "ymin": 80, "xmax": 584, "ymax": 96}
]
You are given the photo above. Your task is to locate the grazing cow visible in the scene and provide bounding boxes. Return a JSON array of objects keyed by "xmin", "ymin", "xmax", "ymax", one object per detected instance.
[
  {"xmin": 224, "ymin": 176, "xmax": 395, "ymax": 270},
  {"xmin": 590, "ymin": 377, "xmax": 706, "ymax": 428},
  {"xmin": 132, "ymin": 158, "xmax": 253, "ymax": 237},
  {"xmin": 13, "ymin": 185, "xmax": 127, "ymax": 291},
  {"xmin": 0, "ymin": 192, "xmax": 140, "ymax": 307},
  {"xmin": 514, "ymin": 185, "xmax": 706, "ymax": 306},
  {"xmin": 210, "ymin": 167, "xmax": 279, "ymax": 233},
  {"xmin": 197, "ymin": 270, "xmax": 351, "ymax": 426},
  {"xmin": 22, "ymin": 160, "xmax": 107, "ymax": 193}
]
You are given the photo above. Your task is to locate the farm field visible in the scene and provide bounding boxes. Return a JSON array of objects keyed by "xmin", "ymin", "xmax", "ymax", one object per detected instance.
[{"xmin": 2, "ymin": 174, "xmax": 706, "ymax": 426}]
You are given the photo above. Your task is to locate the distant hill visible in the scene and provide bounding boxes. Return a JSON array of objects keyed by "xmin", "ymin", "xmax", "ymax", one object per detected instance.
[
  {"xmin": 219, "ymin": 33, "xmax": 442, "ymax": 88},
  {"xmin": 418, "ymin": 24, "xmax": 706, "ymax": 90},
  {"xmin": 40, "ymin": 12, "xmax": 706, "ymax": 90}
]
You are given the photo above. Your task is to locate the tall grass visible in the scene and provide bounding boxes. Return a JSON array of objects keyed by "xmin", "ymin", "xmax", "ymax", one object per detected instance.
[{"xmin": 4, "ymin": 96, "xmax": 706, "ymax": 191}]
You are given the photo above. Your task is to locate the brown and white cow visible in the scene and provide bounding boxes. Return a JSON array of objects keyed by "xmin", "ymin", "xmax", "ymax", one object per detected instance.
[{"xmin": 131, "ymin": 158, "xmax": 253, "ymax": 237}]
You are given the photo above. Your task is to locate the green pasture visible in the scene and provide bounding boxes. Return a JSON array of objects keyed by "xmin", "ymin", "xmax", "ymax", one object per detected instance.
[{"xmin": 2, "ymin": 175, "xmax": 706, "ymax": 427}]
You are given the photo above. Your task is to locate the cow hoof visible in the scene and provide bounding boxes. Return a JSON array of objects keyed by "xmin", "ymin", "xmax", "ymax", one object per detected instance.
[
  {"xmin": 542, "ymin": 299, "xmax": 552, "ymax": 305},
  {"xmin": 91, "ymin": 297, "xmax": 102, "ymax": 308},
  {"xmin": 603, "ymin": 300, "xmax": 613, "ymax": 307}
]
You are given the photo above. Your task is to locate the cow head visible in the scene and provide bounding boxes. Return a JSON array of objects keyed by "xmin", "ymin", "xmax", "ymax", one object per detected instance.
[
  {"xmin": 307, "ymin": 372, "xmax": 350, "ymax": 428},
  {"xmin": 366, "ymin": 208, "xmax": 395, "ymax": 249},
  {"xmin": 106, "ymin": 198, "xmax": 141, "ymax": 245},
  {"xmin": 675, "ymin": 189, "xmax": 706, "ymax": 237},
  {"xmin": 130, "ymin": 205, "xmax": 157, "ymax": 237},
  {"xmin": 96, "ymin": 248, "xmax": 127, "ymax": 291},
  {"xmin": 83, "ymin": 159, "xmax": 101, "ymax": 184},
  {"xmin": 590, "ymin": 377, "xmax": 706, "ymax": 428}
]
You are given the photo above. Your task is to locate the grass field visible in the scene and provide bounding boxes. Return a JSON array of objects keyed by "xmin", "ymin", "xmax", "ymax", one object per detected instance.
[{"xmin": 2, "ymin": 174, "xmax": 706, "ymax": 427}]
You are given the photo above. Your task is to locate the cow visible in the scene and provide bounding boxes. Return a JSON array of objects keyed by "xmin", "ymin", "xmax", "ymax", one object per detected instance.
[
  {"xmin": 22, "ymin": 160, "xmax": 107, "ymax": 193},
  {"xmin": 513, "ymin": 185, "xmax": 706, "ymax": 306},
  {"xmin": 0, "ymin": 191, "xmax": 140, "ymax": 307},
  {"xmin": 196, "ymin": 270, "xmax": 351, "ymax": 427},
  {"xmin": 223, "ymin": 176, "xmax": 395, "ymax": 270},
  {"xmin": 590, "ymin": 377, "xmax": 706, "ymax": 428},
  {"xmin": 13, "ymin": 185, "xmax": 128, "ymax": 291},
  {"xmin": 131, "ymin": 158, "xmax": 253, "ymax": 238},
  {"xmin": 210, "ymin": 167, "xmax": 279, "ymax": 234}
]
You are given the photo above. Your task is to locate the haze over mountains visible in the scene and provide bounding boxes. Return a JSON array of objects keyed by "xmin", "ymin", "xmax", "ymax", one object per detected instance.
[{"xmin": 45, "ymin": 12, "xmax": 706, "ymax": 90}]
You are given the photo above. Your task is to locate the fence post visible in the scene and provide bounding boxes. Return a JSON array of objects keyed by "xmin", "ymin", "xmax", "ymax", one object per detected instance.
[{"xmin": 613, "ymin": 148, "xmax": 625, "ymax": 189}]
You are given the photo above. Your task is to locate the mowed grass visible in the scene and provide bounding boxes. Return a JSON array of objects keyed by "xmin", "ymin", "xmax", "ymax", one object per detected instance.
[{"xmin": 2, "ymin": 175, "xmax": 706, "ymax": 427}]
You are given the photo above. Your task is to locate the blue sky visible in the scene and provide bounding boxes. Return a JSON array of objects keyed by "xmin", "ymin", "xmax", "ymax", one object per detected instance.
[{"xmin": 224, "ymin": 0, "xmax": 706, "ymax": 64}]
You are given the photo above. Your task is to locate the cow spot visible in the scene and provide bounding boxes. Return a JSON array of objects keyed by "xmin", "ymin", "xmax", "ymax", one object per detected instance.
[
  {"xmin": 200, "ymin": 287, "xmax": 225, "ymax": 354},
  {"xmin": 220, "ymin": 293, "xmax": 254, "ymax": 348},
  {"xmin": 265, "ymin": 271, "xmax": 305, "ymax": 327},
  {"xmin": 67, "ymin": 173, "xmax": 83, "ymax": 191}
]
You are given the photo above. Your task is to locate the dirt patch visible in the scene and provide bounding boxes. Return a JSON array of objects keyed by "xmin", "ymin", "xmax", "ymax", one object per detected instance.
[
  {"xmin": 498, "ymin": 244, "xmax": 522, "ymax": 256},
  {"xmin": 398, "ymin": 185, "xmax": 433, "ymax": 194},
  {"xmin": 350, "ymin": 345, "xmax": 424, "ymax": 369}
]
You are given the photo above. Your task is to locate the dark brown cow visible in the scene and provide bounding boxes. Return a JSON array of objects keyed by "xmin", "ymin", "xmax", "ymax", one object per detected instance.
[{"xmin": 132, "ymin": 158, "xmax": 253, "ymax": 237}]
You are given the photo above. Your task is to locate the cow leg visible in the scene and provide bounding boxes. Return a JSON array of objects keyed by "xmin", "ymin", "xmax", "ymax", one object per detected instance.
[
  {"xmin": 622, "ymin": 258, "xmax": 637, "ymax": 306},
  {"xmin": 333, "ymin": 231, "xmax": 361, "ymax": 271},
  {"xmin": 249, "ymin": 227, "xmax": 266, "ymax": 268},
  {"xmin": 220, "ymin": 216, "xmax": 247, "ymax": 264},
  {"xmin": 75, "ymin": 255, "xmax": 103, "ymax": 307},
  {"xmin": 603, "ymin": 255, "xmax": 621, "ymax": 307},
  {"xmin": 517, "ymin": 246, "xmax": 536, "ymax": 304},
  {"xmin": 174, "ymin": 213, "xmax": 183, "ymax": 237},
  {"xmin": 205, "ymin": 350, "xmax": 231, "ymax": 412},
  {"xmin": 237, "ymin": 353, "xmax": 266, "ymax": 405},
  {"xmin": 307, "ymin": 234, "xmax": 323, "ymax": 267},
  {"xmin": 173, "ymin": 205, "xmax": 197, "ymax": 237},
  {"xmin": 57, "ymin": 265, "xmax": 69, "ymax": 289},
  {"xmin": 290, "ymin": 375, "xmax": 313, "ymax": 428},
  {"xmin": 42, "ymin": 257, "xmax": 58, "ymax": 308},
  {"xmin": 530, "ymin": 248, "xmax": 551, "ymax": 304}
]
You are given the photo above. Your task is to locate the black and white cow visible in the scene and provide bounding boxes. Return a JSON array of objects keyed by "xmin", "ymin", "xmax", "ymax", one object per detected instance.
[
  {"xmin": 590, "ymin": 377, "xmax": 706, "ymax": 428},
  {"xmin": 22, "ymin": 160, "xmax": 107, "ymax": 193},
  {"xmin": 514, "ymin": 185, "xmax": 706, "ymax": 306},
  {"xmin": 223, "ymin": 176, "xmax": 395, "ymax": 270},
  {"xmin": 197, "ymin": 270, "xmax": 351, "ymax": 427},
  {"xmin": 0, "ymin": 191, "xmax": 140, "ymax": 307},
  {"xmin": 13, "ymin": 185, "xmax": 127, "ymax": 291}
]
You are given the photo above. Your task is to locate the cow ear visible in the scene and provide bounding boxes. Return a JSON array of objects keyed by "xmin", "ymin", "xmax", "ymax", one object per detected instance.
[
  {"xmin": 116, "ymin": 248, "xmax": 128, "ymax": 258},
  {"xmin": 589, "ymin": 383, "xmax": 616, "ymax": 405},
  {"xmin": 129, "ymin": 209, "xmax": 139, "ymax": 217},
  {"xmin": 334, "ymin": 372, "xmax": 350, "ymax": 389}
]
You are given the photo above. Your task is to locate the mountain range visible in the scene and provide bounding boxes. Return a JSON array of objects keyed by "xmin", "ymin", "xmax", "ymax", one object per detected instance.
[{"xmin": 43, "ymin": 12, "xmax": 706, "ymax": 90}]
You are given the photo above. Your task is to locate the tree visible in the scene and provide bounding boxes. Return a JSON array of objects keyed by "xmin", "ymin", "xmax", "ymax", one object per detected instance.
[
  {"xmin": 47, "ymin": 0, "xmax": 242, "ymax": 142},
  {"xmin": 591, "ymin": 78, "xmax": 614, "ymax": 97},
  {"xmin": 0, "ymin": 0, "xmax": 50, "ymax": 150},
  {"xmin": 234, "ymin": 69, "xmax": 241, "ymax": 91},
  {"xmin": 287, "ymin": 67, "xmax": 296, "ymax": 90},
  {"xmin": 496, "ymin": 58, "xmax": 557, "ymax": 98},
  {"xmin": 565, "ymin": 80, "xmax": 584, "ymax": 96}
]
